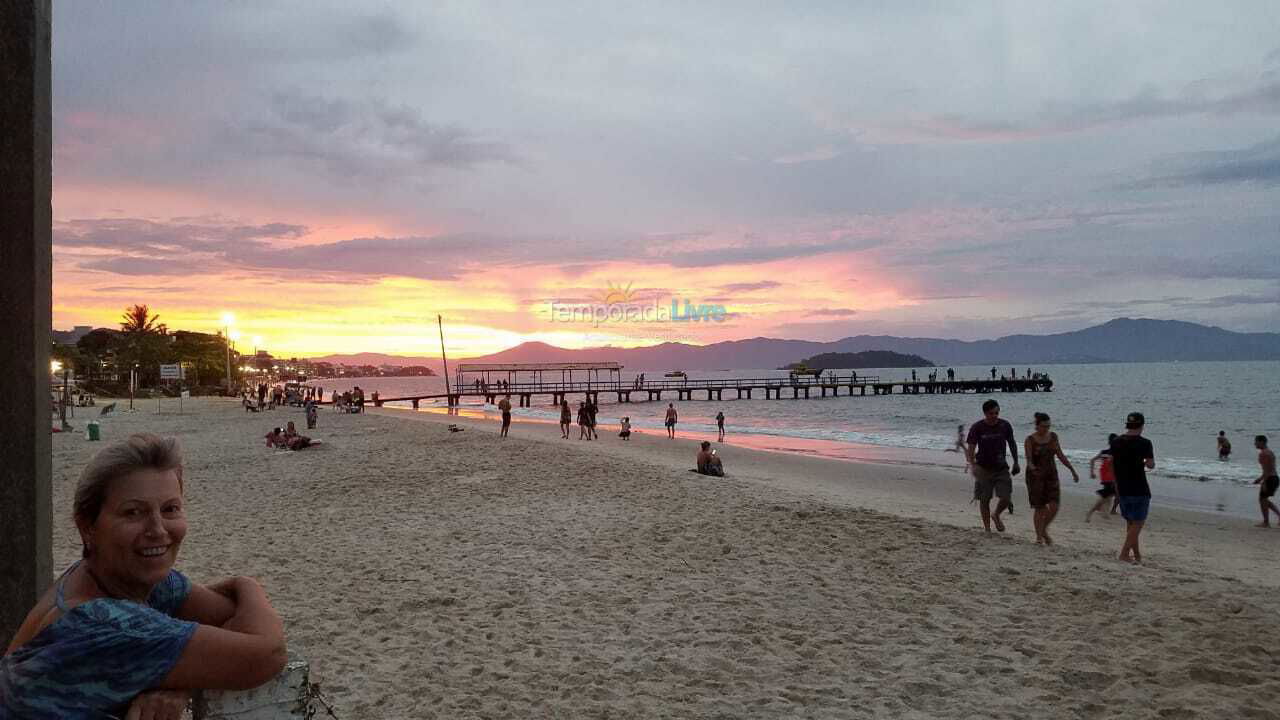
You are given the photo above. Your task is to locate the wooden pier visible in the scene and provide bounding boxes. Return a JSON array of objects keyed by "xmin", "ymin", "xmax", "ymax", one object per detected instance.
[{"xmin": 369, "ymin": 374, "xmax": 1053, "ymax": 409}]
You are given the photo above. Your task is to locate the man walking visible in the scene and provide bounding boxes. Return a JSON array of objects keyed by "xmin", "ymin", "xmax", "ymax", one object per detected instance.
[
  {"xmin": 665, "ymin": 403, "xmax": 678, "ymax": 438},
  {"xmin": 1253, "ymin": 435, "xmax": 1278, "ymax": 527},
  {"xmin": 1112, "ymin": 412, "xmax": 1155, "ymax": 563},
  {"xmin": 966, "ymin": 399, "xmax": 1020, "ymax": 533},
  {"xmin": 586, "ymin": 398, "xmax": 599, "ymax": 439}
]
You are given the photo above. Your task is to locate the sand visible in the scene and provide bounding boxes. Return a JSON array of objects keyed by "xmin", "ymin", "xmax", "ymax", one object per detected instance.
[{"xmin": 47, "ymin": 398, "xmax": 1280, "ymax": 719}]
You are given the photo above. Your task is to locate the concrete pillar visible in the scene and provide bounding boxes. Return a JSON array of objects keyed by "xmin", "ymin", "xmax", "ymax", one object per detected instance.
[{"xmin": 0, "ymin": 0, "xmax": 53, "ymax": 646}]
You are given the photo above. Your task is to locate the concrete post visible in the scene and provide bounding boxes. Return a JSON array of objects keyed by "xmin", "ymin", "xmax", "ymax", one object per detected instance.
[
  {"xmin": 0, "ymin": 0, "xmax": 53, "ymax": 646},
  {"xmin": 194, "ymin": 654, "xmax": 315, "ymax": 719}
]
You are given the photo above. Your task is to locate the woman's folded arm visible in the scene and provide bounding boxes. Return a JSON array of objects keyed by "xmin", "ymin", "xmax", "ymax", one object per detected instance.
[{"xmin": 159, "ymin": 577, "xmax": 286, "ymax": 691}]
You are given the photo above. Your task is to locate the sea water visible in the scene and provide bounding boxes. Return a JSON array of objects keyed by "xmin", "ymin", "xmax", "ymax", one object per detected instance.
[{"xmin": 325, "ymin": 362, "xmax": 1280, "ymax": 517}]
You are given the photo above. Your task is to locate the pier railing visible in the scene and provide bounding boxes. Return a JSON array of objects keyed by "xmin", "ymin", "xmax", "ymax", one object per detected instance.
[
  {"xmin": 455, "ymin": 374, "xmax": 881, "ymax": 394},
  {"xmin": 361, "ymin": 373, "xmax": 1051, "ymax": 408}
]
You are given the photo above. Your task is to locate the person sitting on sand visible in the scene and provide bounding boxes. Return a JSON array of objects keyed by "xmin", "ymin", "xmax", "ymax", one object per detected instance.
[
  {"xmin": 0, "ymin": 434, "xmax": 286, "ymax": 718},
  {"xmin": 1253, "ymin": 435, "xmax": 1278, "ymax": 528},
  {"xmin": 696, "ymin": 442, "xmax": 724, "ymax": 477},
  {"xmin": 1218, "ymin": 431, "xmax": 1232, "ymax": 461},
  {"xmin": 1086, "ymin": 434, "xmax": 1119, "ymax": 522},
  {"xmin": 619, "ymin": 417, "xmax": 631, "ymax": 440},
  {"xmin": 665, "ymin": 404, "xmax": 678, "ymax": 439},
  {"xmin": 559, "ymin": 400, "xmax": 571, "ymax": 439},
  {"xmin": 280, "ymin": 421, "xmax": 311, "ymax": 450},
  {"xmin": 264, "ymin": 427, "xmax": 286, "ymax": 449},
  {"xmin": 1023, "ymin": 412, "xmax": 1079, "ymax": 545}
]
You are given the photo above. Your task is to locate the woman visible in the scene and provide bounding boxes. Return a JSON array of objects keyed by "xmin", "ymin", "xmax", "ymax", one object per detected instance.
[
  {"xmin": 1024, "ymin": 412, "xmax": 1080, "ymax": 545},
  {"xmin": 1, "ymin": 434, "xmax": 286, "ymax": 719},
  {"xmin": 619, "ymin": 416, "xmax": 632, "ymax": 440},
  {"xmin": 559, "ymin": 400, "xmax": 571, "ymax": 439},
  {"xmin": 282, "ymin": 421, "xmax": 312, "ymax": 450}
]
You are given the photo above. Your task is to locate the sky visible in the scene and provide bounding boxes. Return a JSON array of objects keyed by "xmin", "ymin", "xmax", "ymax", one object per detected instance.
[{"xmin": 51, "ymin": 1, "xmax": 1280, "ymax": 357}]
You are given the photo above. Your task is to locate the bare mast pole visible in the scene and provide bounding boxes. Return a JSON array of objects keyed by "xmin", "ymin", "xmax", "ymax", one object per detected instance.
[{"xmin": 438, "ymin": 314, "xmax": 452, "ymax": 405}]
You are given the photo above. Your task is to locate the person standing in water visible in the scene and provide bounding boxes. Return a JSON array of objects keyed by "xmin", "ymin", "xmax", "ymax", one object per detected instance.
[
  {"xmin": 1112, "ymin": 412, "xmax": 1155, "ymax": 564},
  {"xmin": 559, "ymin": 400, "xmax": 571, "ymax": 439},
  {"xmin": 716, "ymin": 411, "xmax": 725, "ymax": 441},
  {"xmin": 966, "ymin": 399, "xmax": 1020, "ymax": 533},
  {"xmin": 1086, "ymin": 434, "xmax": 1119, "ymax": 522},
  {"xmin": 1023, "ymin": 412, "xmax": 1080, "ymax": 545},
  {"xmin": 1217, "ymin": 431, "xmax": 1232, "ymax": 461},
  {"xmin": 665, "ymin": 404, "xmax": 678, "ymax": 439},
  {"xmin": 1253, "ymin": 435, "xmax": 1278, "ymax": 527}
]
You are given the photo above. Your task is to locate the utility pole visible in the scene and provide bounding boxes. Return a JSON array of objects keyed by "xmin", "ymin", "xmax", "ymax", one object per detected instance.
[{"xmin": 438, "ymin": 315, "xmax": 451, "ymax": 404}]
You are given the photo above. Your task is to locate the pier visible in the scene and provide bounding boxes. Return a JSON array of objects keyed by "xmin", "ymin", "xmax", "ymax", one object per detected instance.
[{"xmin": 367, "ymin": 362, "xmax": 1052, "ymax": 408}]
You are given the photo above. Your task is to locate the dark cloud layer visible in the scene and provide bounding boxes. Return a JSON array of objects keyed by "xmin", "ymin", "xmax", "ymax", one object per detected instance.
[
  {"xmin": 220, "ymin": 92, "xmax": 518, "ymax": 186},
  {"xmin": 1134, "ymin": 135, "xmax": 1280, "ymax": 187}
]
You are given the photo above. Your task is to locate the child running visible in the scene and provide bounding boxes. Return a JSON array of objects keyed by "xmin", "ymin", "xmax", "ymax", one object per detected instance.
[{"xmin": 1086, "ymin": 434, "xmax": 1119, "ymax": 522}]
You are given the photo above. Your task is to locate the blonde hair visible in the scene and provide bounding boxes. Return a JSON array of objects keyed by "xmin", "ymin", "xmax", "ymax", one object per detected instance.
[{"xmin": 75, "ymin": 433, "xmax": 184, "ymax": 529}]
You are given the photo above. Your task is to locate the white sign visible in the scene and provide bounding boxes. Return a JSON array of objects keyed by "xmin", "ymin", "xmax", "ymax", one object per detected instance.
[{"xmin": 159, "ymin": 364, "xmax": 184, "ymax": 380}]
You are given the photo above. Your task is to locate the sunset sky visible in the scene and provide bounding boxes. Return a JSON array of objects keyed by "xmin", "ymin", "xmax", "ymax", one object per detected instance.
[{"xmin": 52, "ymin": 2, "xmax": 1280, "ymax": 357}]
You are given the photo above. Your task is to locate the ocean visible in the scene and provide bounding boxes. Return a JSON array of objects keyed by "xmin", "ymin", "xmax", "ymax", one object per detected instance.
[{"xmin": 317, "ymin": 362, "xmax": 1280, "ymax": 517}]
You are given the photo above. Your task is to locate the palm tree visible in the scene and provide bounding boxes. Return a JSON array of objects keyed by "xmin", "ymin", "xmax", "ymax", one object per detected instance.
[
  {"xmin": 118, "ymin": 304, "xmax": 170, "ymax": 387},
  {"xmin": 120, "ymin": 304, "xmax": 163, "ymax": 335}
]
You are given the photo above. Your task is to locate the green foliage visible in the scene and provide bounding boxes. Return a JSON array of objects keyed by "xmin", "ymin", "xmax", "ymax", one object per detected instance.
[{"xmin": 71, "ymin": 306, "xmax": 241, "ymax": 390}]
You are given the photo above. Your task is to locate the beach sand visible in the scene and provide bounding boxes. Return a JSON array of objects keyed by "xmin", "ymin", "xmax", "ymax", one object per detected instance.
[{"xmin": 49, "ymin": 398, "xmax": 1280, "ymax": 718}]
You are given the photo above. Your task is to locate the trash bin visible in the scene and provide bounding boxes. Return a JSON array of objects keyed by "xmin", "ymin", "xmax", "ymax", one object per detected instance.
[{"xmin": 87, "ymin": 420, "xmax": 100, "ymax": 441}]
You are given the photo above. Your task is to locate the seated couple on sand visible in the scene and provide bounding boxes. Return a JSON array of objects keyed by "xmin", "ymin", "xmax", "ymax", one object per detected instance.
[
  {"xmin": 0, "ymin": 434, "xmax": 286, "ymax": 718},
  {"xmin": 264, "ymin": 422, "xmax": 314, "ymax": 450},
  {"xmin": 695, "ymin": 441, "xmax": 725, "ymax": 477}
]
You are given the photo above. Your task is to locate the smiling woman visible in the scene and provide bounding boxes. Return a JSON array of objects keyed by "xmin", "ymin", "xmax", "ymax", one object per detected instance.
[{"xmin": 0, "ymin": 434, "xmax": 286, "ymax": 720}]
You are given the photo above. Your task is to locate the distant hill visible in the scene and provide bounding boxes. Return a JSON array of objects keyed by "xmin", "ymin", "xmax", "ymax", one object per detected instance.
[
  {"xmin": 306, "ymin": 352, "xmax": 441, "ymax": 370},
  {"xmin": 781, "ymin": 351, "xmax": 934, "ymax": 371},
  {"xmin": 460, "ymin": 319, "xmax": 1280, "ymax": 369}
]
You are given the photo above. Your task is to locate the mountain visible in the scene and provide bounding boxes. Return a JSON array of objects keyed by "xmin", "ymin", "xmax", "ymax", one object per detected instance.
[
  {"xmin": 781, "ymin": 351, "xmax": 935, "ymax": 371},
  {"xmin": 306, "ymin": 352, "xmax": 443, "ymax": 369},
  {"xmin": 459, "ymin": 319, "xmax": 1280, "ymax": 369}
]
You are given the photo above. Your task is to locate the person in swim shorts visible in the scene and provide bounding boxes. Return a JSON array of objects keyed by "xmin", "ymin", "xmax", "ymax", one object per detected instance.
[
  {"xmin": 966, "ymin": 399, "xmax": 1020, "ymax": 533},
  {"xmin": 1253, "ymin": 435, "xmax": 1278, "ymax": 528},
  {"xmin": 1111, "ymin": 412, "xmax": 1155, "ymax": 564}
]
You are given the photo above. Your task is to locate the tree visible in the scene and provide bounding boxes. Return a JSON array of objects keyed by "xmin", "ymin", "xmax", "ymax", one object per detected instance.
[
  {"xmin": 120, "ymin": 304, "xmax": 163, "ymax": 335},
  {"xmin": 117, "ymin": 304, "xmax": 171, "ymax": 387},
  {"xmin": 76, "ymin": 328, "xmax": 123, "ymax": 381}
]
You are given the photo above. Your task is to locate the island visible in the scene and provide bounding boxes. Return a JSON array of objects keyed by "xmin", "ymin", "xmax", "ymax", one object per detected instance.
[{"xmin": 779, "ymin": 351, "xmax": 934, "ymax": 371}]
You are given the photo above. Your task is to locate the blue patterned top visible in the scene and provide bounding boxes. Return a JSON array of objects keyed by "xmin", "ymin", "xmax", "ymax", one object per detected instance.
[{"xmin": 0, "ymin": 564, "xmax": 198, "ymax": 719}]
